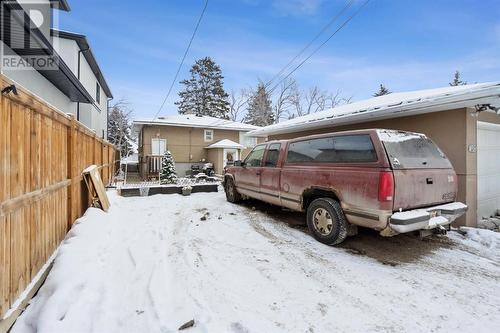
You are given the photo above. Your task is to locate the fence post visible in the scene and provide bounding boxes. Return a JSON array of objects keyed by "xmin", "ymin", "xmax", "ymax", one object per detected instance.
[
  {"xmin": 101, "ymin": 141, "xmax": 105, "ymax": 183},
  {"xmin": 66, "ymin": 115, "xmax": 76, "ymax": 230}
]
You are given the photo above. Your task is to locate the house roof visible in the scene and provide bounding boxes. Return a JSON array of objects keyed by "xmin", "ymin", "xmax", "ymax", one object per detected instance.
[
  {"xmin": 50, "ymin": 0, "xmax": 71, "ymax": 11},
  {"xmin": 249, "ymin": 83, "xmax": 500, "ymax": 137},
  {"xmin": 1, "ymin": 1, "xmax": 93, "ymax": 103},
  {"xmin": 206, "ymin": 139, "xmax": 245, "ymax": 149},
  {"xmin": 51, "ymin": 29, "xmax": 113, "ymax": 98},
  {"xmin": 133, "ymin": 115, "xmax": 260, "ymax": 132}
]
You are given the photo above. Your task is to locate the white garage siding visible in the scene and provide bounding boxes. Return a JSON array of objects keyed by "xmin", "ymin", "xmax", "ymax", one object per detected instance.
[{"xmin": 477, "ymin": 121, "xmax": 500, "ymax": 219}]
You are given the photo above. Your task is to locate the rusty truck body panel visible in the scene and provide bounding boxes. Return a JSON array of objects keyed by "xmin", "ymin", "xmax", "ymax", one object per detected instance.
[{"xmin": 224, "ymin": 129, "xmax": 467, "ymax": 243}]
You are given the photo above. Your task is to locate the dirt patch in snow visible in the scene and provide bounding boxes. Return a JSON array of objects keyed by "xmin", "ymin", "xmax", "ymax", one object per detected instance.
[
  {"xmin": 241, "ymin": 198, "xmax": 458, "ymax": 265},
  {"xmin": 340, "ymin": 228, "xmax": 457, "ymax": 265}
]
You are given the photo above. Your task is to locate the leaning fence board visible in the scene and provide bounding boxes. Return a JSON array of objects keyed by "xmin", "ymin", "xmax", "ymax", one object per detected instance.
[
  {"xmin": 83, "ymin": 165, "xmax": 110, "ymax": 212},
  {"xmin": 0, "ymin": 74, "xmax": 119, "ymax": 319}
]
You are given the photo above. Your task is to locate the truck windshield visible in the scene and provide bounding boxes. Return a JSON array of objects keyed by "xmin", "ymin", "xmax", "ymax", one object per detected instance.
[{"xmin": 379, "ymin": 131, "xmax": 452, "ymax": 169}]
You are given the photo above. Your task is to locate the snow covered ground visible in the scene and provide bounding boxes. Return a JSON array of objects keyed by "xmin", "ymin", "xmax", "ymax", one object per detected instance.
[{"xmin": 11, "ymin": 190, "xmax": 500, "ymax": 333}]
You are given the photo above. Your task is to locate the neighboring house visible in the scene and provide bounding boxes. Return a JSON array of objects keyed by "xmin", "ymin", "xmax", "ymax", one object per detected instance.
[
  {"xmin": 133, "ymin": 115, "xmax": 263, "ymax": 177},
  {"xmin": 249, "ymin": 83, "xmax": 500, "ymax": 227},
  {"xmin": 0, "ymin": 0, "xmax": 112, "ymax": 137}
]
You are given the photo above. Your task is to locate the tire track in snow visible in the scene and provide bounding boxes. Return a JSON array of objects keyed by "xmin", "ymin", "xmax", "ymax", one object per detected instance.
[{"xmin": 243, "ymin": 210, "xmax": 405, "ymax": 331}]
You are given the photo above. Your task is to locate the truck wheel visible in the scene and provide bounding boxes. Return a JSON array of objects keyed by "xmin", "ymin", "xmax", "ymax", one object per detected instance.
[
  {"xmin": 224, "ymin": 178, "xmax": 242, "ymax": 203},
  {"xmin": 306, "ymin": 198, "xmax": 348, "ymax": 245}
]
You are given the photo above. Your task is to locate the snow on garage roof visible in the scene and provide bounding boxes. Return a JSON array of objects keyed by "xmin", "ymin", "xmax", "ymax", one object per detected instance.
[
  {"xmin": 206, "ymin": 139, "xmax": 245, "ymax": 149},
  {"xmin": 133, "ymin": 115, "xmax": 259, "ymax": 132},
  {"xmin": 249, "ymin": 82, "xmax": 500, "ymax": 137}
]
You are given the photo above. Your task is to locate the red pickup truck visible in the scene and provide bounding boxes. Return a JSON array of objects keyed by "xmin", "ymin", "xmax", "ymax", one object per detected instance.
[{"xmin": 223, "ymin": 129, "xmax": 467, "ymax": 245}]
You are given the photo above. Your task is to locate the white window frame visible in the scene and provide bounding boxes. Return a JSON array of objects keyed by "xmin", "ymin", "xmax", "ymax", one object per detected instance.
[
  {"xmin": 240, "ymin": 132, "xmax": 258, "ymax": 148},
  {"xmin": 204, "ymin": 129, "xmax": 214, "ymax": 142},
  {"xmin": 96, "ymin": 82, "xmax": 101, "ymax": 104},
  {"xmin": 151, "ymin": 138, "xmax": 167, "ymax": 156}
]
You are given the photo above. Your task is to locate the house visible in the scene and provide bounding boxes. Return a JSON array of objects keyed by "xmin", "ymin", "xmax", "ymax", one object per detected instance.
[
  {"xmin": 248, "ymin": 83, "xmax": 500, "ymax": 227},
  {"xmin": 133, "ymin": 115, "xmax": 264, "ymax": 177},
  {"xmin": 0, "ymin": 0, "xmax": 112, "ymax": 137}
]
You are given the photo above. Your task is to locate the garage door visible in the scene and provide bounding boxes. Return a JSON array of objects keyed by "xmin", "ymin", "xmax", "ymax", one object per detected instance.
[{"xmin": 477, "ymin": 121, "xmax": 500, "ymax": 219}]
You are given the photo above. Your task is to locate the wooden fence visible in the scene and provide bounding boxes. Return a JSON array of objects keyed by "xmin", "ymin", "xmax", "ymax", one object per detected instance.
[{"xmin": 0, "ymin": 75, "xmax": 118, "ymax": 318}]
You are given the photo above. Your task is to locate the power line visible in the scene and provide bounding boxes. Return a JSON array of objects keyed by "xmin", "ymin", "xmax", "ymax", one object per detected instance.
[
  {"xmin": 152, "ymin": 0, "xmax": 209, "ymax": 120},
  {"xmin": 267, "ymin": 0, "xmax": 371, "ymax": 96},
  {"xmin": 238, "ymin": 0, "xmax": 356, "ymax": 109},
  {"xmin": 264, "ymin": 0, "xmax": 355, "ymax": 90}
]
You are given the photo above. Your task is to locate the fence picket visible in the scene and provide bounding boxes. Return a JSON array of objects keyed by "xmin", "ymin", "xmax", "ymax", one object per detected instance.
[{"xmin": 0, "ymin": 74, "xmax": 118, "ymax": 317}]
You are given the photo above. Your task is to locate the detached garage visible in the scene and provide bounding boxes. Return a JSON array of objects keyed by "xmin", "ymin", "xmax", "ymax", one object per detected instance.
[
  {"xmin": 477, "ymin": 121, "xmax": 500, "ymax": 220},
  {"xmin": 249, "ymin": 83, "xmax": 500, "ymax": 227}
]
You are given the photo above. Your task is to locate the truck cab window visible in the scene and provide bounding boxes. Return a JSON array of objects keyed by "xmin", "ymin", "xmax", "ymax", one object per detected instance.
[
  {"xmin": 244, "ymin": 145, "xmax": 266, "ymax": 167},
  {"xmin": 264, "ymin": 143, "xmax": 281, "ymax": 167},
  {"xmin": 286, "ymin": 135, "xmax": 377, "ymax": 163}
]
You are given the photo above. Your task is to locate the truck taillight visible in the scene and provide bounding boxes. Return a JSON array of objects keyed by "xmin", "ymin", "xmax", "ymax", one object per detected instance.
[{"xmin": 378, "ymin": 171, "xmax": 394, "ymax": 202}]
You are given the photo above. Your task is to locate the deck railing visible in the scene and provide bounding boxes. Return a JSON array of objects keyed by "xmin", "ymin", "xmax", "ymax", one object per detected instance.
[{"xmin": 147, "ymin": 155, "xmax": 164, "ymax": 176}]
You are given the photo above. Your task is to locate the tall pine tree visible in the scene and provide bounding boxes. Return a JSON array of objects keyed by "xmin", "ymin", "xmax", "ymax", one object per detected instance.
[
  {"xmin": 373, "ymin": 84, "xmax": 391, "ymax": 97},
  {"xmin": 160, "ymin": 151, "xmax": 177, "ymax": 184},
  {"xmin": 244, "ymin": 83, "xmax": 275, "ymax": 126},
  {"xmin": 449, "ymin": 71, "xmax": 467, "ymax": 86},
  {"xmin": 176, "ymin": 57, "xmax": 230, "ymax": 119}
]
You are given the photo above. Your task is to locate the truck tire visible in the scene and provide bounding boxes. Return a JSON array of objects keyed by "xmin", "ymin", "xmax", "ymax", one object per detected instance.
[
  {"xmin": 224, "ymin": 178, "xmax": 242, "ymax": 203},
  {"xmin": 306, "ymin": 198, "xmax": 348, "ymax": 245}
]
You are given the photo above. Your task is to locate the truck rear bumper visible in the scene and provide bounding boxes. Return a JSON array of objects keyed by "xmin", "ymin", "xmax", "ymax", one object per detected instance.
[{"xmin": 389, "ymin": 202, "xmax": 468, "ymax": 234}]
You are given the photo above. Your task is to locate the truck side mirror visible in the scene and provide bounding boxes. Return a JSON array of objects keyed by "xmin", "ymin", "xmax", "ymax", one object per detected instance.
[{"xmin": 234, "ymin": 160, "xmax": 245, "ymax": 167}]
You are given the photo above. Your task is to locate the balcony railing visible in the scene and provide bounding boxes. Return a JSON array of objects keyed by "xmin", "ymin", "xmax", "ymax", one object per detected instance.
[{"xmin": 146, "ymin": 155, "xmax": 163, "ymax": 176}]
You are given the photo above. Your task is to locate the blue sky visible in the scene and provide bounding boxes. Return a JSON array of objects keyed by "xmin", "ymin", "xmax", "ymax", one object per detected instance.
[{"xmin": 57, "ymin": 0, "xmax": 500, "ymax": 119}]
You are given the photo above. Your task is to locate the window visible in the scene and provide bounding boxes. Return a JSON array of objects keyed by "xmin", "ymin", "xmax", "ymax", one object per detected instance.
[
  {"xmin": 381, "ymin": 134, "xmax": 452, "ymax": 170},
  {"xmin": 244, "ymin": 145, "xmax": 266, "ymax": 167},
  {"xmin": 286, "ymin": 135, "xmax": 377, "ymax": 163},
  {"xmin": 264, "ymin": 143, "xmax": 281, "ymax": 167},
  {"xmin": 151, "ymin": 138, "xmax": 167, "ymax": 156},
  {"xmin": 204, "ymin": 129, "xmax": 214, "ymax": 142},
  {"xmin": 240, "ymin": 133, "xmax": 258, "ymax": 148},
  {"xmin": 96, "ymin": 82, "xmax": 101, "ymax": 104}
]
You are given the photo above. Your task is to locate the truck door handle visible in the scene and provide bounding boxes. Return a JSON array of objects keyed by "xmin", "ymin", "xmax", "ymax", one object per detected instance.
[{"xmin": 256, "ymin": 171, "xmax": 262, "ymax": 175}]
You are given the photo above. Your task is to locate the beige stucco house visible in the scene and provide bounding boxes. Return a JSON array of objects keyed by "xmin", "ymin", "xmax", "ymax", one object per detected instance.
[
  {"xmin": 249, "ymin": 83, "xmax": 500, "ymax": 227},
  {"xmin": 133, "ymin": 115, "xmax": 263, "ymax": 177}
]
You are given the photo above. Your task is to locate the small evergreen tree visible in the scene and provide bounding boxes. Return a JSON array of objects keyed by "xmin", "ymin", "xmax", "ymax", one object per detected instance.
[
  {"xmin": 373, "ymin": 84, "xmax": 391, "ymax": 97},
  {"xmin": 244, "ymin": 83, "xmax": 275, "ymax": 126},
  {"xmin": 449, "ymin": 71, "xmax": 467, "ymax": 86},
  {"xmin": 160, "ymin": 151, "xmax": 177, "ymax": 184},
  {"xmin": 176, "ymin": 57, "xmax": 230, "ymax": 119}
]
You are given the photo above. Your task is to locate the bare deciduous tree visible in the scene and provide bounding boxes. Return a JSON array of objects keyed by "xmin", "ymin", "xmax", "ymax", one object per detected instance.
[
  {"xmin": 284, "ymin": 80, "xmax": 352, "ymax": 120},
  {"xmin": 304, "ymin": 86, "xmax": 329, "ymax": 115},
  {"xmin": 273, "ymin": 78, "xmax": 296, "ymax": 122},
  {"xmin": 325, "ymin": 89, "xmax": 352, "ymax": 109},
  {"xmin": 245, "ymin": 76, "xmax": 352, "ymax": 123},
  {"xmin": 229, "ymin": 89, "xmax": 248, "ymax": 122},
  {"xmin": 289, "ymin": 83, "xmax": 304, "ymax": 118},
  {"xmin": 108, "ymin": 99, "xmax": 134, "ymax": 159}
]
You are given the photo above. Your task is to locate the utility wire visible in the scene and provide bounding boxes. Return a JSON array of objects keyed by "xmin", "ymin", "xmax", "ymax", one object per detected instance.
[
  {"xmin": 238, "ymin": 0, "xmax": 356, "ymax": 109},
  {"xmin": 267, "ymin": 0, "xmax": 371, "ymax": 96},
  {"xmin": 264, "ymin": 0, "xmax": 355, "ymax": 90},
  {"xmin": 152, "ymin": 0, "xmax": 209, "ymax": 120}
]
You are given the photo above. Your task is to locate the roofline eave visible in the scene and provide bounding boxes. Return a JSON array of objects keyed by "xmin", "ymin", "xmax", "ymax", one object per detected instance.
[
  {"xmin": 248, "ymin": 87, "xmax": 500, "ymax": 137},
  {"xmin": 132, "ymin": 121, "xmax": 258, "ymax": 132},
  {"xmin": 51, "ymin": 29, "xmax": 113, "ymax": 98}
]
